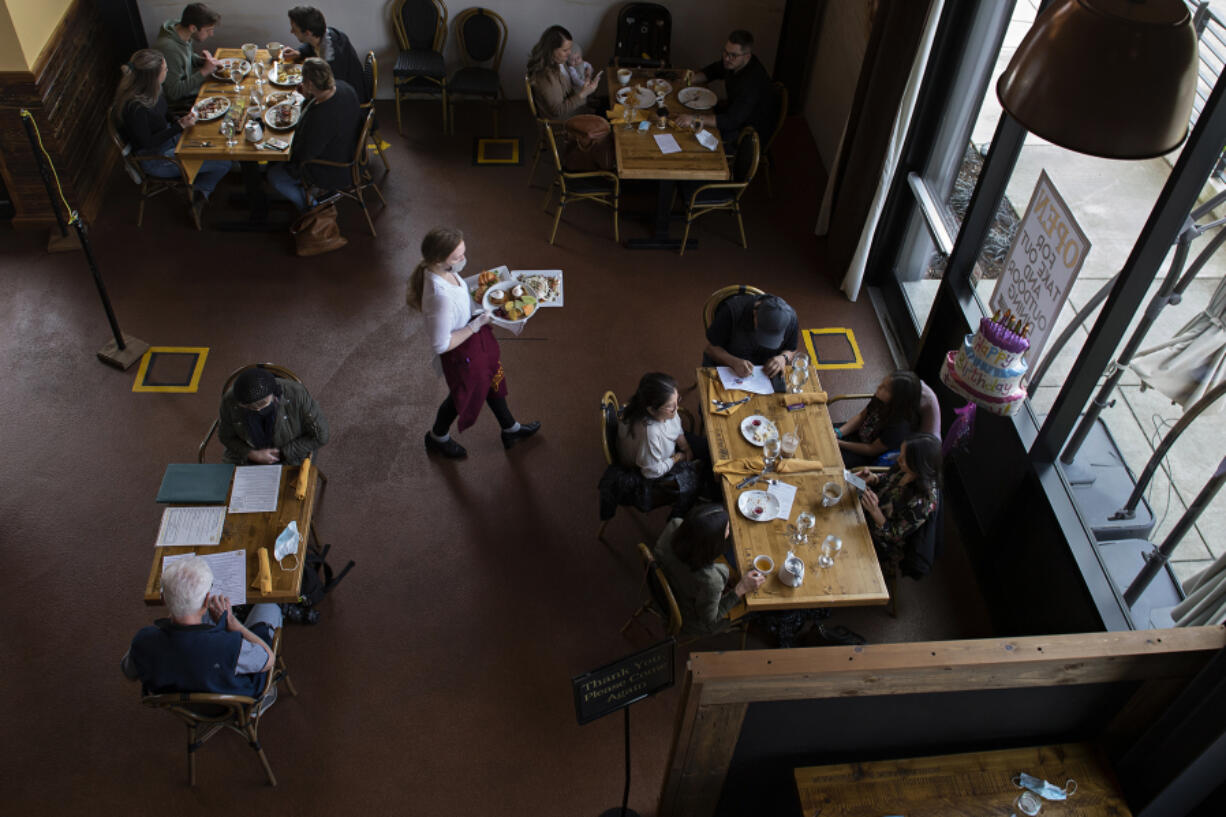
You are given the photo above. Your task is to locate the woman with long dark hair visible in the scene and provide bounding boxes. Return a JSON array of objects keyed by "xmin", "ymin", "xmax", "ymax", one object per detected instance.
[
  {"xmin": 857, "ymin": 433, "xmax": 941, "ymax": 576},
  {"xmin": 837, "ymin": 369, "xmax": 923, "ymax": 467},
  {"xmin": 617, "ymin": 372, "xmax": 693, "ymax": 479},
  {"xmin": 111, "ymin": 49, "xmax": 230, "ymax": 207},
  {"xmin": 407, "ymin": 227, "xmax": 540, "ymax": 459},
  {"xmin": 527, "ymin": 25, "xmax": 601, "ymax": 120},
  {"xmin": 653, "ymin": 503, "xmax": 765, "ymax": 636}
]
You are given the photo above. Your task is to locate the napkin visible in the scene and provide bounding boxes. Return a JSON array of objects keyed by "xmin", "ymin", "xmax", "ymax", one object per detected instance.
[
  {"xmin": 696, "ymin": 129, "xmax": 720, "ymax": 152},
  {"xmin": 775, "ymin": 458, "xmax": 825, "ymax": 474},
  {"xmin": 707, "ymin": 375, "xmax": 750, "ymax": 417},
  {"xmin": 607, "ymin": 105, "xmax": 642, "ymax": 125},
  {"xmin": 713, "ymin": 456, "xmax": 763, "ymax": 477},
  {"xmin": 782, "ymin": 392, "xmax": 828, "ymax": 410}
]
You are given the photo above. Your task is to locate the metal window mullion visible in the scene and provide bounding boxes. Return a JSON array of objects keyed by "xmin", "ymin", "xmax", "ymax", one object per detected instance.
[{"xmin": 907, "ymin": 172, "xmax": 957, "ymax": 256}]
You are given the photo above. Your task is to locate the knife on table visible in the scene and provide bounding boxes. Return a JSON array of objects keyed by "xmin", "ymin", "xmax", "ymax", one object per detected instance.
[{"xmin": 735, "ymin": 472, "xmax": 765, "ymax": 490}]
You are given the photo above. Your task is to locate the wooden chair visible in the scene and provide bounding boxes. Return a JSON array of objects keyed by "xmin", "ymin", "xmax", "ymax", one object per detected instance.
[
  {"xmin": 392, "ymin": 0, "xmax": 448, "ymax": 134},
  {"xmin": 524, "ymin": 74, "xmax": 561, "ymax": 187},
  {"xmin": 106, "ymin": 117, "xmax": 200, "ymax": 230},
  {"xmin": 448, "ymin": 7, "xmax": 506, "ymax": 135},
  {"xmin": 760, "ymin": 82, "xmax": 788, "ymax": 198},
  {"xmin": 677, "ymin": 127, "xmax": 760, "ymax": 256},
  {"xmin": 542, "ymin": 126, "xmax": 619, "ymax": 245},
  {"xmin": 198, "ymin": 362, "xmax": 303, "ymax": 463},
  {"xmin": 621, "ymin": 543, "xmax": 748, "ymax": 647},
  {"xmin": 300, "ymin": 109, "xmax": 387, "ymax": 237},
  {"xmin": 362, "ymin": 51, "xmax": 391, "ymax": 173},
  {"xmin": 141, "ymin": 628, "xmax": 297, "ymax": 786}
]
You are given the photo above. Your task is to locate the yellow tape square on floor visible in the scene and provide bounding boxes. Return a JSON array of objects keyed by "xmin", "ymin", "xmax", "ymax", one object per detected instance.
[
  {"xmin": 473, "ymin": 137, "xmax": 520, "ymax": 165},
  {"xmin": 132, "ymin": 347, "xmax": 209, "ymax": 393},
  {"xmin": 801, "ymin": 328, "xmax": 863, "ymax": 371}
]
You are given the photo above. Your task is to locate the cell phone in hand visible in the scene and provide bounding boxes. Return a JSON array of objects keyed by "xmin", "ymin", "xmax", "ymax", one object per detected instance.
[{"xmin": 843, "ymin": 469, "xmax": 868, "ymax": 494}]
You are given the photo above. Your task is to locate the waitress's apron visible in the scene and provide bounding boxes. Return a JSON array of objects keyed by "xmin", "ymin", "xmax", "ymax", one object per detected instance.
[{"xmin": 439, "ymin": 324, "xmax": 508, "ymax": 431}]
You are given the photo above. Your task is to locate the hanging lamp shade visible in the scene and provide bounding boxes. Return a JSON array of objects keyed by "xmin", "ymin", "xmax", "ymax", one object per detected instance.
[{"xmin": 997, "ymin": 0, "xmax": 1199, "ymax": 159}]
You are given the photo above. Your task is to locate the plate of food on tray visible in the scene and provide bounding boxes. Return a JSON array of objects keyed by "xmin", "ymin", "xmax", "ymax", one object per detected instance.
[
  {"xmin": 269, "ymin": 62, "xmax": 303, "ymax": 87},
  {"xmin": 468, "ymin": 266, "xmax": 511, "ymax": 305},
  {"xmin": 678, "ymin": 86, "xmax": 718, "ymax": 110},
  {"xmin": 644, "ymin": 78, "xmax": 672, "ymax": 96},
  {"xmin": 737, "ymin": 489, "xmax": 779, "ymax": 522},
  {"xmin": 615, "ymin": 85, "xmax": 656, "ymax": 109},
  {"xmin": 264, "ymin": 100, "xmax": 301, "ymax": 130},
  {"xmin": 211, "ymin": 58, "xmax": 251, "ymax": 82},
  {"xmin": 193, "ymin": 96, "xmax": 231, "ymax": 122},
  {"xmin": 482, "ymin": 281, "xmax": 538, "ymax": 325},
  {"xmin": 511, "ymin": 270, "xmax": 563, "ymax": 307},
  {"xmin": 740, "ymin": 415, "xmax": 779, "ymax": 446}
]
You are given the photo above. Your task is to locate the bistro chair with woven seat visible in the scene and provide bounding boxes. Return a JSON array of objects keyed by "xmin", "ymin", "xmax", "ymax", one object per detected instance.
[
  {"xmin": 676, "ymin": 127, "xmax": 760, "ymax": 256},
  {"xmin": 524, "ymin": 73, "xmax": 560, "ymax": 187},
  {"xmin": 702, "ymin": 284, "xmax": 766, "ymax": 330},
  {"xmin": 106, "ymin": 117, "xmax": 201, "ymax": 230},
  {"xmin": 760, "ymin": 82, "xmax": 788, "ymax": 198},
  {"xmin": 362, "ymin": 51, "xmax": 391, "ymax": 173},
  {"xmin": 542, "ymin": 126, "xmax": 619, "ymax": 245},
  {"xmin": 448, "ymin": 7, "xmax": 507, "ymax": 135},
  {"xmin": 392, "ymin": 0, "xmax": 448, "ymax": 134},
  {"xmin": 141, "ymin": 628, "xmax": 297, "ymax": 786},
  {"xmin": 621, "ymin": 543, "xmax": 748, "ymax": 647},
  {"xmin": 299, "ymin": 109, "xmax": 386, "ymax": 237}
]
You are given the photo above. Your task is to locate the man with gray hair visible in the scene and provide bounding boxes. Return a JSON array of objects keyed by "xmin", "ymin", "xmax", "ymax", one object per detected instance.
[{"xmin": 122, "ymin": 556, "xmax": 281, "ymax": 698}]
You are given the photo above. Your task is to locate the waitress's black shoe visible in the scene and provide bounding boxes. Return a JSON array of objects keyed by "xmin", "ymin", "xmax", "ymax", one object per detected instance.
[
  {"xmin": 501, "ymin": 421, "xmax": 541, "ymax": 449},
  {"xmin": 425, "ymin": 432, "xmax": 467, "ymax": 459}
]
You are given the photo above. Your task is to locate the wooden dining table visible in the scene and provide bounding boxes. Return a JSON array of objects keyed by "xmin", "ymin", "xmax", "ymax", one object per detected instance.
[
  {"xmin": 175, "ymin": 47, "xmax": 299, "ymax": 228},
  {"xmin": 606, "ymin": 68, "xmax": 729, "ymax": 250},
  {"xmin": 700, "ymin": 366, "xmax": 890, "ymax": 612},
  {"xmin": 143, "ymin": 462, "xmax": 319, "ymax": 605}
]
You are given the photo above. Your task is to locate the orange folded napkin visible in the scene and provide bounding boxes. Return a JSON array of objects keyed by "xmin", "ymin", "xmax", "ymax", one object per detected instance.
[
  {"xmin": 607, "ymin": 104, "xmax": 642, "ymax": 125},
  {"xmin": 713, "ymin": 456, "xmax": 763, "ymax": 477},
  {"xmin": 707, "ymin": 375, "xmax": 753, "ymax": 417},
  {"xmin": 775, "ymin": 458, "xmax": 825, "ymax": 474},
  {"xmin": 782, "ymin": 392, "xmax": 828, "ymax": 410},
  {"xmin": 296, "ymin": 457, "xmax": 311, "ymax": 499}
]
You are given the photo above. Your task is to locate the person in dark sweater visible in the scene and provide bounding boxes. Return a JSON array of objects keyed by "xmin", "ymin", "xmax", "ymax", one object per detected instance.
[
  {"xmin": 267, "ymin": 58, "xmax": 362, "ymax": 211},
  {"xmin": 111, "ymin": 48, "xmax": 231, "ymax": 207},
  {"xmin": 121, "ymin": 555, "xmax": 281, "ymax": 700},
  {"xmin": 282, "ymin": 6, "xmax": 369, "ymax": 102},
  {"xmin": 676, "ymin": 29, "xmax": 777, "ymax": 146}
]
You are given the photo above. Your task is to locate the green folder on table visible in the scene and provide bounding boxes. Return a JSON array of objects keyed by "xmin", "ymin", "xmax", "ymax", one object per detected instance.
[{"xmin": 156, "ymin": 463, "xmax": 235, "ymax": 504}]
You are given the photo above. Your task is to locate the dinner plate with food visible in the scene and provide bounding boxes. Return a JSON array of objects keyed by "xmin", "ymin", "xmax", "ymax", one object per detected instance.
[
  {"xmin": 211, "ymin": 58, "xmax": 251, "ymax": 82},
  {"xmin": 264, "ymin": 101, "xmax": 301, "ymax": 130},
  {"xmin": 740, "ymin": 415, "xmax": 779, "ymax": 446},
  {"xmin": 193, "ymin": 96, "xmax": 231, "ymax": 122},
  {"xmin": 678, "ymin": 86, "xmax": 718, "ymax": 110},
  {"xmin": 645, "ymin": 78, "xmax": 672, "ymax": 96},
  {"xmin": 737, "ymin": 489, "xmax": 780, "ymax": 522},
  {"xmin": 482, "ymin": 281, "xmax": 538, "ymax": 327},
  {"xmin": 615, "ymin": 85, "xmax": 656, "ymax": 109},
  {"xmin": 270, "ymin": 62, "xmax": 303, "ymax": 87},
  {"xmin": 264, "ymin": 90, "xmax": 304, "ymax": 107},
  {"xmin": 468, "ymin": 265, "xmax": 511, "ymax": 306},
  {"xmin": 511, "ymin": 270, "xmax": 563, "ymax": 307}
]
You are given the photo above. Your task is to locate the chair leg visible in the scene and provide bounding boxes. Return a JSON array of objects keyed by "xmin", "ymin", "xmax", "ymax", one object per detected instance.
[
  {"xmin": 549, "ymin": 196, "xmax": 565, "ymax": 245},
  {"xmin": 373, "ymin": 129, "xmax": 391, "ymax": 173},
  {"xmin": 621, "ymin": 602, "xmax": 650, "ymax": 635},
  {"xmin": 541, "ymin": 181, "xmax": 555, "ymax": 212},
  {"xmin": 395, "ymin": 88, "xmax": 403, "ymax": 135},
  {"xmin": 735, "ymin": 206, "xmax": 747, "ymax": 249},
  {"xmin": 355, "ymin": 187, "xmax": 377, "ymax": 237},
  {"xmin": 187, "ymin": 723, "xmax": 198, "ymax": 786},
  {"xmin": 679, "ymin": 218, "xmax": 693, "ymax": 256},
  {"xmin": 528, "ymin": 146, "xmax": 541, "ymax": 186},
  {"xmin": 245, "ymin": 726, "xmax": 277, "ymax": 786},
  {"xmin": 441, "ymin": 87, "xmax": 449, "ymax": 133},
  {"xmin": 613, "ymin": 203, "xmax": 619, "ymax": 243},
  {"xmin": 137, "ymin": 192, "xmax": 146, "ymax": 227}
]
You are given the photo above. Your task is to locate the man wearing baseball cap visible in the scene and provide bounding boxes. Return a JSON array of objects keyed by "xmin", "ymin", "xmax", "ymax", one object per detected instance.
[
  {"xmin": 703, "ymin": 292, "xmax": 800, "ymax": 392},
  {"xmin": 218, "ymin": 367, "xmax": 330, "ymax": 465}
]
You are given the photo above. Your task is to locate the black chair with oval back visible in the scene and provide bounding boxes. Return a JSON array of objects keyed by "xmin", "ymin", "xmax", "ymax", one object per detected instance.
[
  {"xmin": 392, "ymin": 0, "xmax": 448, "ymax": 134},
  {"xmin": 448, "ymin": 7, "xmax": 507, "ymax": 135},
  {"xmin": 676, "ymin": 127, "xmax": 760, "ymax": 256}
]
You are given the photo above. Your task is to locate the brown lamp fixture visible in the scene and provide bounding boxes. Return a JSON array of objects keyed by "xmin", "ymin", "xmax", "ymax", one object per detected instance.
[{"xmin": 997, "ymin": 0, "xmax": 1199, "ymax": 159}]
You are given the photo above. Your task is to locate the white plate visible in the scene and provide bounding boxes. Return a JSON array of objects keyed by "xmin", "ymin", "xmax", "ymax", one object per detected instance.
[
  {"xmin": 740, "ymin": 415, "xmax": 778, "ymax": 447},
  {"xmin": 193, "ymin": 96, "xmax": 231, "ymax": 122},
  {"xmin": 615, "ymin": 85, "xmax": 656, "ymax": 109},
  {"xmin": 482, "ymin": 280, "xmax": 538, "ymax": 326},
  {"xmin": 466, "ymin": 265, "xmax": 511, "ymax": 305},
  {"xmin": 212, "ymin": 59, "xmax": 251, "ymax": 82},
  {"xmin": 264, "ymin": 101, "xmax": 301, "ymax": 131},
  {"xmin": 737, "ymin": 490, "xmax": 779, "ymax": 522},
  {"xmin": 645, "ymin": 78, "xmax": 672, "ymax": 96},
  {"xmin": 265, "ymin": 90, "xmax": 304, "ymax": 107},
  {"xmin": 511, "ymin": 270, "xmax": 563, "ymax": 307},
  {"xmin": 678, "ymin": 86, "xmax": 718, "ymax": 110},
  {"xmin": 269, "ymin": 62, "xmax": 302, "ymax": 87}
]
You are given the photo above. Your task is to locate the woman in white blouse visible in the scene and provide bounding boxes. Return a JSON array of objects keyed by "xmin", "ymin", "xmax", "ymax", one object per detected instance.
[
  {"xmin": 617, "ymin": 372, "xmax": 694, "ymax": 478},
  {"xmin": 406, "ymin": 227, "xmax": 540, "ymax": 459}
]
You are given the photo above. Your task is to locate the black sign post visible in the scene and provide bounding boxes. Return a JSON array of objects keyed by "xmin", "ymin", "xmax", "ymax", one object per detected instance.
[{"xmin": 572, "ymin": 639, "xmax": 675, "ymax": 817}]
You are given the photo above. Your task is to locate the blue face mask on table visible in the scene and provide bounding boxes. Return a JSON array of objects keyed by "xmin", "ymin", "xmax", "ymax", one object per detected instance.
[{"xmin": 1015, "ymin": 773, "xmax": 1077, "ymax": 801}]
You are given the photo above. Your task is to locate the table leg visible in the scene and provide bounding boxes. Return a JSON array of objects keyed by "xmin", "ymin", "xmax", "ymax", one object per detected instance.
[
  {"xmin": 215, "ymin": 161, "xmax": 292, "ymax": 232},
  {"xmin": 625, "ymin": 179, "xmax": 698, "ymax": 251}
]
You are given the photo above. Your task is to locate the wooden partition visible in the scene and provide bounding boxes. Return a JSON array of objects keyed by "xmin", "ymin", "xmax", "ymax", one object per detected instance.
[
  {"xmin": 659, "ymin": 627, "xmax": 1226, "ymax": 817},
  {"xmin": 0, "ymin": 0, "xmax": 126, "ymax": 228}
]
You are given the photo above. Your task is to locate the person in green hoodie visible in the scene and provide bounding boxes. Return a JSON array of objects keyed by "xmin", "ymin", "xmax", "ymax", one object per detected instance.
[{"xmin": 153, "ymin": 3, "xmax": 222, "ymax": 112}]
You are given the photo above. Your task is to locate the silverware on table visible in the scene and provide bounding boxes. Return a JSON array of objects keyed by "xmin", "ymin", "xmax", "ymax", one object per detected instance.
[
  {"xmin": 185, "ymin": 141, "xmax": 213, "ymax": 147},
  {"xmin": 712, "ymin": 395, "xmax": 752, "ymax": 411},
  {"xmin": 735, "ymin": 473, "xmax": 763, "ymax": 490}
]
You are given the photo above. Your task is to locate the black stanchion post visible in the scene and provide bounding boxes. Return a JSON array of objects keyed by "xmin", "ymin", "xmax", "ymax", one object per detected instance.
[{"xmin": 597, "ymin": 707, "xmax": 638, "ymax": 817}]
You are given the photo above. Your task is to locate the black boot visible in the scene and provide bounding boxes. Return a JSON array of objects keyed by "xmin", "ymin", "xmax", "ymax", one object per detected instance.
[
  {"xmin": 425, "ymin": 432, "xmax": 467, "ymax": 459},
  {"xmin": 501, "ymin": 421, "xmax": 541, "ymax": 449}
]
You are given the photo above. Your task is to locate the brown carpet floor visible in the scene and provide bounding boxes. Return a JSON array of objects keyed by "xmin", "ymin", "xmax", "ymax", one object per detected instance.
[{"xmin": 0, "ymin": 100, "xmax": 991, "ymax": 815}]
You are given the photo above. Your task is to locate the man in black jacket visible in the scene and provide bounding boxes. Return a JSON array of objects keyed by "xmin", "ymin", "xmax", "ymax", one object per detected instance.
[
  {"xmin": 282, "ymin": 6, "xmax": 369, "ymax": 101},
  {"xmin": 676, "ymin": 30, "xmax": 776, "ymax": 147},
  {"xmin": 267, "ymin": 58, "xmax": 361, "ymax": 211}
]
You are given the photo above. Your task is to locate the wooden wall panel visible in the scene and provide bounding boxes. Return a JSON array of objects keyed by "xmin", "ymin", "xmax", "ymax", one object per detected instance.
[{"xmin": 0, "ymin": 0, "xmax": 126, "ymax": 228}]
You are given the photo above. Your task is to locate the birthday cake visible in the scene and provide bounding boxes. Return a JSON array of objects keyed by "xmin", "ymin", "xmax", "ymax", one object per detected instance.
[{"xmin": 940, "ymin": 314, "xmax": 1030, "ymax": 416}]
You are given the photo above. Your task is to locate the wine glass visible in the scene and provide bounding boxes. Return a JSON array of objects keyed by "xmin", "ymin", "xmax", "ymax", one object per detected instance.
[
  {"xmin": 254, "ymin": 61, "xmax": 266, "ymax": 92},
  {"xmin": 824, "ymin": 534, "xmax": 843, "ymax": 560},
  {"xmin": 817, "ymin": 538, "xmax": 835, "ymax": 569},
  {"xmin": 219, "ymin": 118, "xmax": 236, "ymax": 148},
  {"xmin": 232, "ymin": 63, "xmax": 242, "ymax": 97},
  {"xmin": 795, "ymin": 511, "xmax": 815, "ymax": 545},
  {"xmin": 789, "ymin": 367, "xmax": 806, "ymax": 394},
  {"xmin": 762, "ymin": 437, "xmax": 781, "ymax": 471}
]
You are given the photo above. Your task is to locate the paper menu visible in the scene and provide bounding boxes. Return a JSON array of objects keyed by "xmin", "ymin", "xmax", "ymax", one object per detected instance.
[
  {"xmin": 653, "ymin": 133, "xmax": 682, "ymax": 154},
  {"xmin": 156, "ymin": 506, "xmax": 226, "ymax": 546},
  {"xmin": 161, "ymin": 549, "xmax": 247, "ymax": 606},
  {"xmin": 716, "ymin": 366, "xmax": 775, "ymax": 395},
  {"xmin": 228, "ymin": 465, "xmax": 281, "ymax": 513},
  {"xmin": 768, "ymin": 481, "xmax": 798, "ymax": 521}
]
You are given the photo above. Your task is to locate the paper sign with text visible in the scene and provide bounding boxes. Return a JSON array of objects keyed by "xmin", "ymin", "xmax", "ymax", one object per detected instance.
[{"xmin": 989, "ymin": 169, "xmax": 1090, "ymax": 376}]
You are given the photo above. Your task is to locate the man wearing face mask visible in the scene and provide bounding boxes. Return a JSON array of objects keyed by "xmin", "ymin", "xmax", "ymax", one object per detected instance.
[{"xmin": 218, "ymin": 367, "xmax": 330, "ymax": 465}]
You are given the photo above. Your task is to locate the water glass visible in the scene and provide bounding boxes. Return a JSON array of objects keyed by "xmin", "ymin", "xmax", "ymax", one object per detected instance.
[
  {"xmin": 789, "ymin": 368, "xmax": 806, "ymax": 394},
  {"xmin": 219, "ymin": 118, "xmax": 236, "ymax": 148},
  {"xmin": 254, "ymin": 61, "xmax": 266, "ymax": 91},
  {"xmin": 823, "ymin": 534, "xmax": 843, "ymax": 560},
  {"xmin": 817, "ymin": 539, "xmax": 835, "ymax": 569},
  {"xmin": 763, "ymin": 437, "xmax": 781, "ymax": 470}
]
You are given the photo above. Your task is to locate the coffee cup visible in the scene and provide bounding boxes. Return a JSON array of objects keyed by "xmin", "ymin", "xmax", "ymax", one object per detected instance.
[
  {"xmin": 617, "ymin": 68, "xmax": 632, "ymax": 85},
  {"xmin": 821, "ymin": 481, "xmax": 843, "ymax": 508},
  {"xmin": 267, "ymin": 41, "xmax": 284, "ymax": 62},
  {"xmin": 753, "ymin": 554, "xmax": 775, "ymax": 575}
]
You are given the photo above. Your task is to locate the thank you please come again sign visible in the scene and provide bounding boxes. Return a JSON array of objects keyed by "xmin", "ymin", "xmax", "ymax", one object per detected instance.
[
  {"xmin": 988, "ymin": 169, "xmax": 1090, "ymax": 377},
  {"xmin": 572, "ymin": 640, "xmax": 675, "ymax": 725}
]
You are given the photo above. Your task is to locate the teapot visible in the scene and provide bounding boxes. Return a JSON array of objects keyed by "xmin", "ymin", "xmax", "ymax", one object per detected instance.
[
  {"xmin": 244, "ymin": 118, "xmax": 264, "ymax": 143},
  {"xmin": 780, "ymin": 551, "xmax": 805, "ymax": 587}
]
